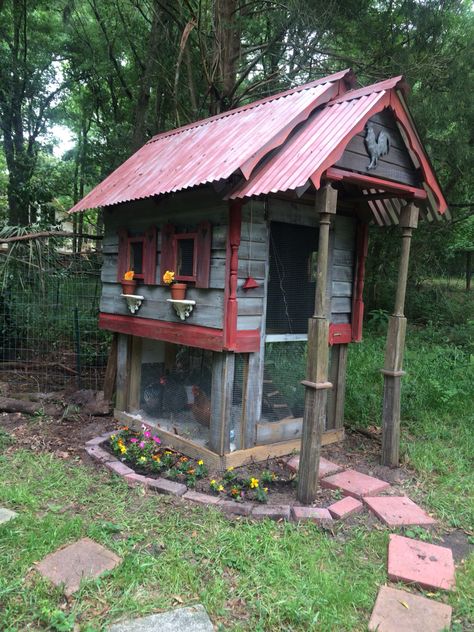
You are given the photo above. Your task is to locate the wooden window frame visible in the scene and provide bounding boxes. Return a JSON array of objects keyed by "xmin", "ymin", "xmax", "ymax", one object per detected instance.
[
  {"xmin": 117, "ymin": 226, "xmax": 157, "ymax": 286},
  {"xmin": 160, "ymin": 221, "xmax": 212, "ymax": 288},
  {"xmin": 173, "ymin": 232, "xmax": 198, "ymax": 282}
]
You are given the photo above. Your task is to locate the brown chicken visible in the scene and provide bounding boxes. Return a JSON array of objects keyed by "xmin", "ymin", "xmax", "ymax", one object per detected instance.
[{"xmin": 191, "ymin": 385, "xmax": 211, "ymax": 427}]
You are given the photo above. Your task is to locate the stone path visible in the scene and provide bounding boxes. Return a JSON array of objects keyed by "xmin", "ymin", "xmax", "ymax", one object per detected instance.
[
  {"xmin": 108, "ymin": 605, "xmax": 214, "ymax": 632},
  {"xmin": 284, "ymin": 455, "xmax": 455, "ymax": 630},
  {"xmin": 368, "ymin": 586, "xmax": 452, "ymax": 632},
  {"xmin": 0, "ymin": 507, "xmax": 17, "ymax": 524},
  {"xmin": 36, "ymin": 537, "xmax": 121, "ymax": 596}
]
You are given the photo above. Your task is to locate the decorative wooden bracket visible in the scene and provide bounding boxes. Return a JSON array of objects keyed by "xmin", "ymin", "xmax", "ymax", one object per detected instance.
[{"xmin": 121, "ymin": 294, "xmax": 144, "ymax": 314}]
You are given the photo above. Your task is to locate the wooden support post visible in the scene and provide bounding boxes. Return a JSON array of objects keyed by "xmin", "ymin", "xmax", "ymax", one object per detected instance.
[
  {"xmin": 297, "ymin": 185, "xmax": 337, "ymax": 504},
  {"xmin": 116, "ymin": 334, "xmax": 131, "ymax": 411},
  {"xmin": 327, "ymin": 343, "xmax": 348, "ymax": 430},
  {"xmin": 103, "ymin": 333, "xmax": 118, "ymax": 403},
  {"xmin": 209, "ymin": 351, "xmax": 235, "ymax": 455},
  {"xmin": 381, "ymin": 203, "xmax": 419, "ymax": 466},
  {"xmin": 128, "ymin": 336, "xmax": 142, "ymax": 411}
]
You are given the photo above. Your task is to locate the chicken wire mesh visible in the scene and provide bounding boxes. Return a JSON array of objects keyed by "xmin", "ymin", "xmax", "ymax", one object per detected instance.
[
  {"xmin": 132, "ymin": 342, "xmax": 247, "ymax": 451},
  {"xmin": 0, "ymin": 242, "xmax": 109, "ymax": 393}
]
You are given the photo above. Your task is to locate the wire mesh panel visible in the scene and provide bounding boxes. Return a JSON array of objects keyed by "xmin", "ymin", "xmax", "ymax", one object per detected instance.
[
  {"xmin": 132, "ymin": 341, "xmax": 213, "ymax": 447},
  {"xmin": 0, "ymin": 244, "xmax": 108, "ymax": 392},
  {"xmin": 266, "ymin": 222, "xmax": 318, "ymax": 334},
  {"xmin": 262, "ymin": 341, "xmax": 307, "ymax": 421}
]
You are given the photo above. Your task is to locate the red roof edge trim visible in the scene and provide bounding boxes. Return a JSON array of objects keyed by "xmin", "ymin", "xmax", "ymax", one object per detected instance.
[
  {"xmin": 330, "ymin": 75, "xmax": 407, "ymax": 104},
  {"xmin": 390, "ymin": 92, "xmax": 447, "ymax": 215},
  {"xmin": 239, "ymin": 81, "xmax": 341, "ymax": 180},
  {"xmin": 146, "ymin": 69, "xmax": 355, "ymax": 145},
  {"xmin": 309, "ymin": 92, "xmax": 391, "ymax": 189},
  {"xmin": 326, "ymin": 168, "xmax": 427, "ymax": 200}
]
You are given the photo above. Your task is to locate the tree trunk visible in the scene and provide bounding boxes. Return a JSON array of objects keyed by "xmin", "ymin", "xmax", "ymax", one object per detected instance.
[
  {"xmin": 211, "ymin": 0, "xmax": 241, "ymax": 113},
  {"xmin": 131, "ymin": 0, "xmax": 163, "ymax": 151}
]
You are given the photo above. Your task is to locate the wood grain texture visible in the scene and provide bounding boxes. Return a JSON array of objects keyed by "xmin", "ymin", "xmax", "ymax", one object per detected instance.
[
  {"xmin": 326, "ymin": 344, "xmax": 348, "ymax": 430},
  {"xmin": 209, "ymin": 352, "xmax": 235, "ymax": 455},
  {"xmin": 116, "ymin": 334, "xmax": 130, "ymax": 411}
]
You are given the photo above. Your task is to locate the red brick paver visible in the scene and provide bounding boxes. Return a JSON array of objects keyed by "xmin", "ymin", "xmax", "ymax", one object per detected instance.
[
  {"xmin": 251, "ymin": 505, "xmax": 291, "ymax": 521},
  {"xmin": 364, "ymin": 496, "xmax": 436, "ymax": 527},
  {"xmin": 291, "ymin": 506, "xmax": 333, "ymax": 524},
  {"xmin": 328, "ymin": 496, "xmax": 363, "ymax": 520},
  {"xmin": 36, "ymin": 538, "xmax": 121, "ymax": 596},
  {"xmin": 368, "ymin": 585, "xmax": 452, "ymax": 632},
  {"xmin": 320, "ymin": 469, "xmax": 391, "ymax": 499},
  {"xmin": 286, "ymin": 456, "xmax": 341, "ymax": 478},
  {"xmin": 387, "ymin": 534, "xmax": 455, "ymax": 591},
  {"xmin": 183, "ymin": 491, "xmax": 222, "ymax": 506}
]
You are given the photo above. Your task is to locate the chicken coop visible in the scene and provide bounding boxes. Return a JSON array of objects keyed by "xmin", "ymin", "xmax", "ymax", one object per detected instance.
[{"xmin": 70, "ymin": 70, "xmax": 447, "ymax": 500}]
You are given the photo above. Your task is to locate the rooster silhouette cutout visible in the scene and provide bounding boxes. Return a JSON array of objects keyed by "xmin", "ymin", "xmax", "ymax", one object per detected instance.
[{"xmin": 365, "ymin": 124, "xmax": 390, "ymax": 170}]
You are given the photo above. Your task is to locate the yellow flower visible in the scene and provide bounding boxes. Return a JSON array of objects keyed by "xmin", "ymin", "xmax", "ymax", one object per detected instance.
[
  {"xmin": 119, "ymin": 446, "xmax": 127, "ymax": 454},
  {"xmin": 210, "ymin": 479, "xmax": 216, "ymax": 485},
  {"xmin": 226, "ymin": 466, "xmax": 234, "ymax": 472},
  {"xmin": 164, "ymin": 450, "xmax": 172, "ymax": 455},
  {"xmin": 110, "ymin": 435, "xmax": 116, "ymax": 440},
  {"xmin": 217, "ymin": 485, "xmax": 225, "ymax": 492},
  {"xmin": 263, "ymin": 487, "xmax": 268, "ymax": 493},
  {"xmin": 124, "ymin": 270, "xmax": 134, "ymax": 281},
  {"xmin": 197, "ymin": 459, "xmax": 204, "ymax": 466},
  {"xmin": 139, "ymin": 456, "xmax": 147, "ymax": 463},
  {"xmin": 163, "ymin": 270, "xmax": 175, "ymax": 285},
  {"xmin": 250, "ymin": 477, "xmax": 259, "ymax": 489}
]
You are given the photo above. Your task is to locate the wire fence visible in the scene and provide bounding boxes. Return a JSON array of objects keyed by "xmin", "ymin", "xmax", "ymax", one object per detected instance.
[{"xmin": 0, "ymin": 243, "xmax": 109, "ymax": 394}]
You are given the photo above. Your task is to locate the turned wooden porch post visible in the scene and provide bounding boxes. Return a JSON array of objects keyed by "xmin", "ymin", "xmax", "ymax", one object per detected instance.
[
  {"xmin": 381, "ymin": 202, "xmax": 419, "ymax": 466},
  {"xmin": 297, "ymin": 184, "xmax": 337, "ymax": 504}
]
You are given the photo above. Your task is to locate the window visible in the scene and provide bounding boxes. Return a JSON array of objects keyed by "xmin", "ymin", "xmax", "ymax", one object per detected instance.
[
  {"xmin": 129, "ymin": 238, "xmax": 144, "ymax": 279},
  {"xmin": 160, "ymin": 222, "xmax": 212, "ymax": 288},
  {"xmin": 175, "ymin": 234, "xmax": 197, "ymax": 281},
  {"xmin": 117, "ymin": 226, "xmax": 157, "ymax": 285}
]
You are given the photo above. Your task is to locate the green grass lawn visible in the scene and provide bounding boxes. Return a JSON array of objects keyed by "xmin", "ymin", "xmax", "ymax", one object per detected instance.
[{"xmin": 0, "ymin": 291, "xmax": 473, "ymax": 629}]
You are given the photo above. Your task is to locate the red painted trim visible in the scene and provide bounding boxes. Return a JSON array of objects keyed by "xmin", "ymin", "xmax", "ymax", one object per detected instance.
[
  {"xmin": 160, "ymin": 223, "xmax": 175, "ymax": 285},
  {"xmin": 98, "ymin": 313, "xmax": 260, "ymax": 353},
  {"xmin": 195, "ymin": 221, "xmax": 212, "ymax": 288},
  {"xmin": 223, "ymin": 200, "xmax": 242, "ymax": 350},
  {"xmin": 233, "ymin": 330, "xmax": 261, "ymax": 352},
  {"xmin": 388, "ymin": 92, "xmax": 447, "ymax": 214},
  {"xmin": 329, "ymin": 323, "xmax": 352, "ymax": 345},
  {"xmin": 117, "ymin": 228, "xmax": 129, "ymax": 282},
  {"xmin": 325, "ymin": 167, "xmax": 427, "ymax": 200},
  {"xmin": 351, "ymin": 222, "xmax": 369, "ymax": 342},
  {"xmin": 143, "ymin": 226, "xmax": 157, "ymax": 284},
  {"xmin": 99, "ymin": 313, "xmax": 224, "ymax": 351}
]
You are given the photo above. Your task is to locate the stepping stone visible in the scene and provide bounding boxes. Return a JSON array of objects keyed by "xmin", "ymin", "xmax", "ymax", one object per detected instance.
[
  {"xmin": 387, "ymin": 534, "xmax": 455, "ymax": 591},
  {"xmin": 328, "ymin": 496, "xmax": 363, "ymax": 520},
  {"xmin": 364, "ymin": 496, "xmax": 436, "ymax": 527},
  {"xmin": 320, "ymin": 469, "xmax": 391, "ymax": 499},
  {"xmin": 286, "ymin": 455, "xmax": 341, "ymax": 478},
  {"xmin": 36, "ymin": 537, "xmax": 121, "ymax": 596},
  {"xmin": 368, "ymin": 585, "xmax": 452, "ymax": 632},
  {"xmin": 0, "ymin": 507, "xmax": 18, "ymax": 524},
  {"xmin": 108, "ymin": 604, "xmax": 213, "ymax": 632}
]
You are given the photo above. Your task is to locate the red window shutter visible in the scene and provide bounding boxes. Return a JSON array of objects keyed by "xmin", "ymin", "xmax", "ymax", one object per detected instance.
[
  {"xmin": 195, "ymin": 221, "xmax": 212, "ymax": 288},
  {"xmin": 117, "ymin": 228, "xmax": 129, "ymax": 282},
  {"xmin": 143, "ymin": 226, "xmax": 157, "ymax": 284},
  {"xmin": 160, "ymin": 223, "xmax": 176, "ymax": 285}
]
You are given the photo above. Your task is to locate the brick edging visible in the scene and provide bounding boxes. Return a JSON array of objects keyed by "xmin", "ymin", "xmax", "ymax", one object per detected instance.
[{"xmin": 84, "ymin": 434, "xmax": 362, "ymax": 524}]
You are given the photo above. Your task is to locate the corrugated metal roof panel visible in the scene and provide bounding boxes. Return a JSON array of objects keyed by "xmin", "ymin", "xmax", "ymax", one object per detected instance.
[
  {"xmin": 229, "ymin": 91, "xmax": 387, "ymax": 198},
  {"xmin": 69, "ymin": 70, "xmax": 351, "ymax": 213}
]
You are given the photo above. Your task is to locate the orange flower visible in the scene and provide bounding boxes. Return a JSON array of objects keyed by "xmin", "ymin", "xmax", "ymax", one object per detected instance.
[
  {"xmin": 123, "ymin": 271, "xmax": 134, "ymax": 281},
  {"xmin": 163, "ymin": 270, "xmax": 175, "ymax": 285}
]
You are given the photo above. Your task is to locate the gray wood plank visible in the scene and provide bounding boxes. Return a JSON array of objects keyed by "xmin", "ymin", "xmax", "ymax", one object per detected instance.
[
  {"xmin": 331, "ymin": 297, "xmax": 352, "ymax": 313},
  {"xmin": 332, "ymin": 281, "xmax": 352, "ymax": 297}
]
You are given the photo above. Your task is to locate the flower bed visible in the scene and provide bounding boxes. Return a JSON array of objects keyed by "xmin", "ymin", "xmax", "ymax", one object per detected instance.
[{"xmin": 107, "ymin": 425, "xmax": 296, "ymax": 504}]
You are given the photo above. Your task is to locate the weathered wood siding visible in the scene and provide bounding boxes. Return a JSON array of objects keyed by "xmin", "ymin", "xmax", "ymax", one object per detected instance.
[
  {"xmin": 237, "ymin": 201, "xmax": 268, "ymax": 331},
  {"xmin": 336, "ymin": 110, "xmax": 420, "ymax": 187},
  {"xmin": 100, "ymin": 187, "xmax": 228, "ymax": 329},
  {"xmin": 330, "ymin": 215, "xmax": 356, "ymax": 325}
]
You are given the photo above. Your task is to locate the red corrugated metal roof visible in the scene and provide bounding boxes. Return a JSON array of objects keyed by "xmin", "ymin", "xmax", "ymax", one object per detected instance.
[
  {"xmin": 69, "ymin": 69, "xmax": 352, "ymax": 213},
  {"xmin": 69, "ymin": 70, "xmax": 447, "ymax": 217}
]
